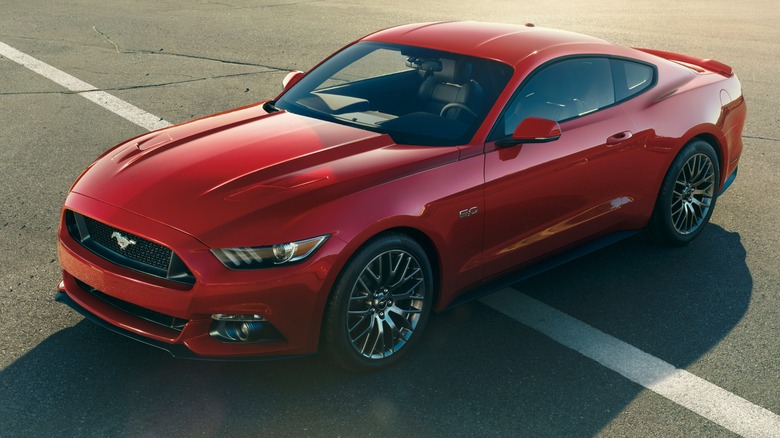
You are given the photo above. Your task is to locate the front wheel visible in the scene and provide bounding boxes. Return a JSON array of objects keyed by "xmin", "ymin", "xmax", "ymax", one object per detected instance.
[
  {"xmin": 321, "ymin": 234, "xmax": 433, "ymax": 371},
  {"xmin": 649, "ymin": 140, "xmax": 720, "ymax": 246}
]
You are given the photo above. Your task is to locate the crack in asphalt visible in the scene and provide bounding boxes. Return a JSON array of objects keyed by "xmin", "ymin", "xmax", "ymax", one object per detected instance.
[
  {"xmin": 2, "ymin": 29, "xmax": 295, "ymax": 72},
  {"xmin": 91, "ymin": 26, "xmax": 292, "ymax": 71},
  {"xmin": 2, "ymin": 29, "xmax": 289, "ymax": 97},
  {"xmin": 91, "ymin": 26, "xmax": 120, "ymax": 53},
  {"xmin": 743, "ymin": 135, "xmax": 780, "ymax": 143},
  {"xmin": 128, "ymin": 49, "xmax": 293, "ymax": 71},
  {"xmin": 0, "ymin": 33, "xmax": 117, "ymax": 54},
  {"xmin": 0, "ymin": 71, "xmax": 275, "ymax": 96},
  {"xmin": 183, "ymin": 0, "xmax": 326, "ymax": 11}
]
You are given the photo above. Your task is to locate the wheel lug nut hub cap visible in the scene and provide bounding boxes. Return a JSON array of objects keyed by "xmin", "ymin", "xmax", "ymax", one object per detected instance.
[{"xmin": 373, "ymin": 290, "xmax": 390, "ymax": 311}]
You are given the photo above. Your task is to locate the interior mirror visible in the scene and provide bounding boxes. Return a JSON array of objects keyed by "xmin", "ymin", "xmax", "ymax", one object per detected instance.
[
  {"xmin": 497, "ymin": 117, "xmax": 562, "ymax": 147},
  {"xmin": 282, "ymin": 70, "xmax": 304, "ymax": 91}
]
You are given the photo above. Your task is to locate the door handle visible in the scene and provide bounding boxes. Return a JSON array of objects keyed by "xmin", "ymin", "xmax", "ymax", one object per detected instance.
[{"xmin": 606, "ymin": 131, "xmax": 633, "ymax": 145}]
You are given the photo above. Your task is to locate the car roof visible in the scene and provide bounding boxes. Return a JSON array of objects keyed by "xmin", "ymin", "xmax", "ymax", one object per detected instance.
[{"xmin": 362, "ymin": 21, "xmax": 614, "ymax": 66}]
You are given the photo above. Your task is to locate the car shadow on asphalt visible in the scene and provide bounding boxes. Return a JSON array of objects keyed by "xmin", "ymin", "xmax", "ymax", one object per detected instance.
[{"xmin": 0, "ymin": 225, "xmax": 750, "ymax": 436}]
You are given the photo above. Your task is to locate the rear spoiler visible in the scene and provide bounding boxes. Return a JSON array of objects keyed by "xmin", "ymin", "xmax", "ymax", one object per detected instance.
[{"xmin": 633, "ymin": 48, "xmax": 734, "ymax": 77}]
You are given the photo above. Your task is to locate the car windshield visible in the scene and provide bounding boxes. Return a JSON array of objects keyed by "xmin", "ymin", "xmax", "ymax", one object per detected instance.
[{"xmin": 275, "ymin": 42, "xmax": 513, "ymax": 146}]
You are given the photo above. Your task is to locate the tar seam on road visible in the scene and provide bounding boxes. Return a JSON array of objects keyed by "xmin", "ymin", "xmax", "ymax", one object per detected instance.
[
  {"xmin": 3, "ymin": 38, "xmax": 779, "ymax": 438},
  {"xmin": 482, "ymin": 289, "xmax": 780, "ymax": 438},
  {"xmin": 0, "ymin": 40, "xmax": 171, "ymax": 131}
]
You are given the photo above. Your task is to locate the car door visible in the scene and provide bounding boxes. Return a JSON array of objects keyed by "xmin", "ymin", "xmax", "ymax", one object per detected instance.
[{"xmin": 481, "ymin": 56, "xmax": 648, "ymax": 278}]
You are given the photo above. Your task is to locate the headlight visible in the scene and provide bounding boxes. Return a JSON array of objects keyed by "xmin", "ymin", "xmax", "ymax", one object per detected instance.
[{"xmin": 211, "ymin": 235, "xmax": 329, "ymax": 269}]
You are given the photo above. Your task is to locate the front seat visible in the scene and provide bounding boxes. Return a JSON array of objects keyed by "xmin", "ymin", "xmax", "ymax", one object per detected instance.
[{"xmin": 418, "ymin": 58, "xmax": 484, "ymax": 122}]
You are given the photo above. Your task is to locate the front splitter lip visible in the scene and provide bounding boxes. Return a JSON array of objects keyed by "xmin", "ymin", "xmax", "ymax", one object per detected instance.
[{"xmin": 55, "ymin": 290, "xmax": 314, "ymax": 362}]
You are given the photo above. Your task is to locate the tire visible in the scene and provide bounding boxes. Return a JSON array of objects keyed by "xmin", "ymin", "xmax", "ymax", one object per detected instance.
[
  {"xmin": 321, "ymin": 233, "xmax": 433, "ymax": 371},
  {"xmin": 649, "ymin": 140, "xmax": 720, "ymax": 246}
]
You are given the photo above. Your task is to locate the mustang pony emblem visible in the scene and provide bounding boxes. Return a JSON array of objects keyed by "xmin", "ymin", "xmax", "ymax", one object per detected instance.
[{"xmin": 110, "ymin": 231, "xmax": 137, "ymax": 250}]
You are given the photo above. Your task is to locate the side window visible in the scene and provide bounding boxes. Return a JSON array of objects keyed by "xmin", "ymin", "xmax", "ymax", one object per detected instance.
[
  {"xmin": 501, "ymin": 57, "xmax": 615, "ymax": 136},
  {"xmin": 611, "ymin": 59, "xmax": 654, "ymax": 101}
]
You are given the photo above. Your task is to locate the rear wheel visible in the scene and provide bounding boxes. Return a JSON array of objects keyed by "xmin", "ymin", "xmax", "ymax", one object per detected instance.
[
  {"xmin": 649, "ymin": 140, "xmax": 719, "ymax": 245},
  {"xmin": 322, "ymin": 233, "xmax": 433, "ymax": 371}
]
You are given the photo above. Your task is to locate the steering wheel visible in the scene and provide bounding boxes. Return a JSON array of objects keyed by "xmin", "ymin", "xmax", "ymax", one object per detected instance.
[{"xmin": 440, "ymin": 103, "xmax": 478, "ymax": 119}]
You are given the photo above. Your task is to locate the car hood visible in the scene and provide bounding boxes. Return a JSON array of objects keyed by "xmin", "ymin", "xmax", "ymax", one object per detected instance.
[{"xmin": 71, "ymin": 104, "xmax": 459, "ymax": 246}]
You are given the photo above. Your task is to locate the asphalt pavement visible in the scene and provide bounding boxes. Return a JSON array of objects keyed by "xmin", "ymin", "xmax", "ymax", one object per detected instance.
[{"xmin": 1, "ymin": 0, "xmax": 779, "ymax": 436}]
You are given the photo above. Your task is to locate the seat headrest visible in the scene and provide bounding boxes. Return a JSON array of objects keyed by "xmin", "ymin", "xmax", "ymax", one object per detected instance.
[{"xmin": 434, "ymin": 59, "xmax": 472, "ymax": 84}]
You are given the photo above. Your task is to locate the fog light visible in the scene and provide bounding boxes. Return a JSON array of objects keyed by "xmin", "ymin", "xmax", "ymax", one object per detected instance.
[
  {"xmin": 223, "ymin": 321, "xmax": 261, "ymax": 342},
  {"xmin": 209, "ymin": 314, "xmax": 284, "ymax": 343}
]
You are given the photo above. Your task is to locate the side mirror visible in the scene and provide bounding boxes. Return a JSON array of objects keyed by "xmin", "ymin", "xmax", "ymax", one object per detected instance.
[
  {"xmin": 497, "ymin": 117, "xmax": 561, "ymax": 147},
  {"xmin": 282, "ymin": 70, "xmax": 304, "ymax": 91}
]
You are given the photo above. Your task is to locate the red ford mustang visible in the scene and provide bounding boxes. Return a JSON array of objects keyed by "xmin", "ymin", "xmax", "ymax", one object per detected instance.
[{"xmin": 56, "ymin": 21, "xmax": 746, "ymax": 370}]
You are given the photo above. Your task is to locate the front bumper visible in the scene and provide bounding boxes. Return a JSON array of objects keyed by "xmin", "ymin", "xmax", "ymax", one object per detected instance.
[
  {"xmin": 57, "ymin": 192, "xmax": 345, "ymax": 359},
  {"xmin": 54, "ymin": 288, "xmax": 310, "ymax": 361}
]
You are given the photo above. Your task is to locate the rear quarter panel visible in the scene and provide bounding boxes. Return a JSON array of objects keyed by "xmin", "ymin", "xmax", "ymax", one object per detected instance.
[
  {"xmin": 627, "ymin": 47, "xmax": 745, "ymax": 184},
  {"xmin": 628, "ymin": 65, "xmax": 745, "ymax": 198}
]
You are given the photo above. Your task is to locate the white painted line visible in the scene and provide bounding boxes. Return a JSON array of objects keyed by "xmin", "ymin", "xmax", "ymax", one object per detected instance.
[
  {"xmin": 0, "ymin": 41, "xmax": 171, "ymax": 131},
  {"xmin": 481, "ymin": 289, "xmax": 780, "ymax": 438},
  {"xmin": 78, "ymin": 90, "xmax": 170, "ymax": 131}
]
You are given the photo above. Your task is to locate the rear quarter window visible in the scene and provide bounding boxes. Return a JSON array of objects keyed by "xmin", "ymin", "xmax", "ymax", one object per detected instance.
[{"xmin": 611, "ymin": 59, "xmax": 655, "ymax": 101}]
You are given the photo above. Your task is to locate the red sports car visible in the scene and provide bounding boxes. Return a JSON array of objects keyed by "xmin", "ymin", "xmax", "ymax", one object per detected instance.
[{"xmin": 56, "ymin": 21, "xmax": 746, "ymax": 370}]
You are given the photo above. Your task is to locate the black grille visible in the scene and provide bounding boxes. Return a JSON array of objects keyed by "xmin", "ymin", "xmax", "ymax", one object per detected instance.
[
  {"xmin": 75, "ymin": 279, "xmax": 188, "ymax": 332},
  {"xmin": 83, "ymin": 216, "xmax": 172, "ymax": 271},
  {"xmin": 66, "ymin": 210, "xmax": 195, "ymax": 286}
]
